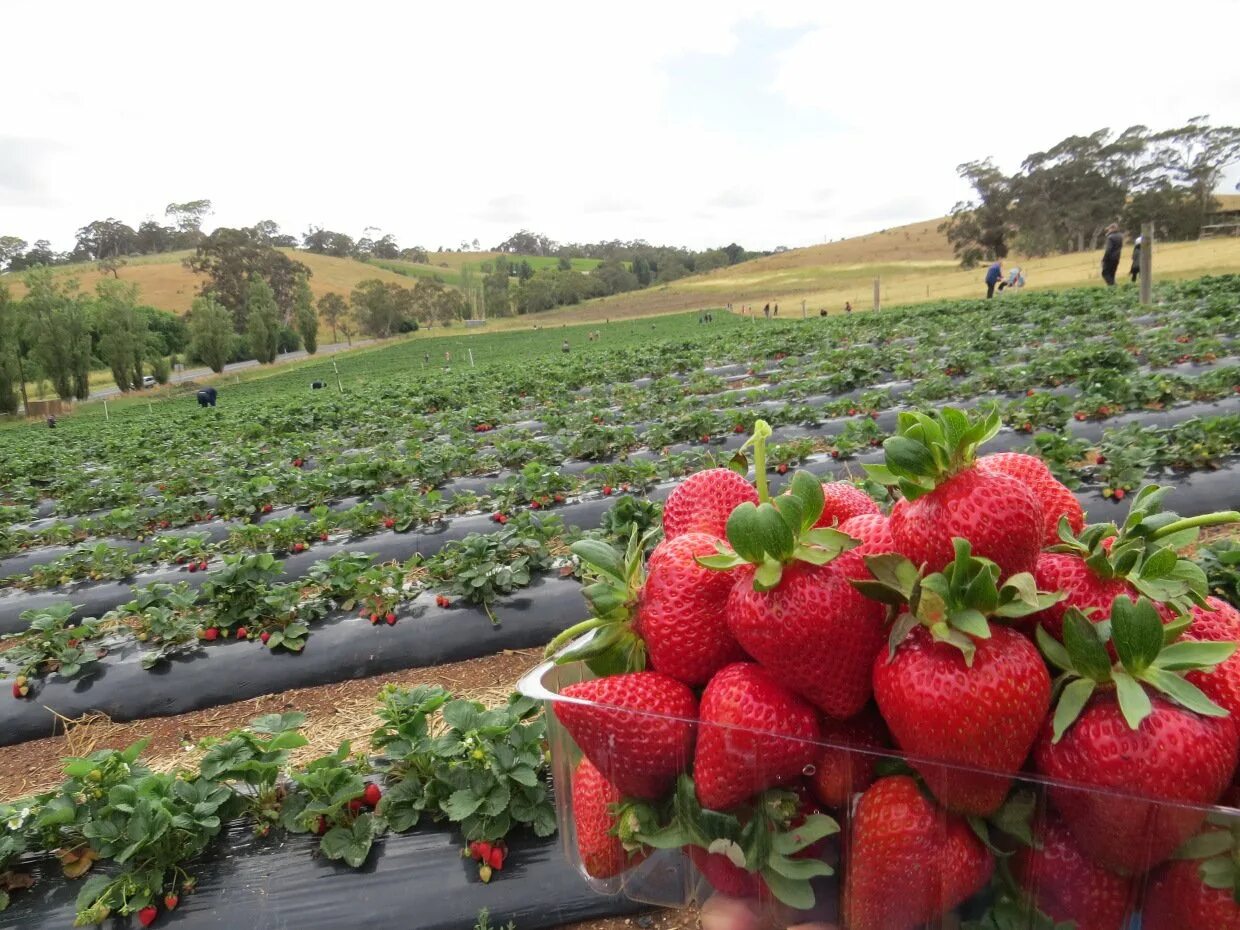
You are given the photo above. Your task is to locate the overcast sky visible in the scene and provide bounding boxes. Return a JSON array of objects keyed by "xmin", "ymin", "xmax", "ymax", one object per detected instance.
[{"xmin": 3, "ymin": 0, "xmax": 1239, "ymax": 253}]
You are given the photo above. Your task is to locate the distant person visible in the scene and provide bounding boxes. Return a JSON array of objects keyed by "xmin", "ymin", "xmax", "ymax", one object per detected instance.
[
  {"xmin": 46, "ymin": 415, "xmax": 56, "ymax": 429},
  {"xmin": 819, "ymin": 308, "xmax": 828, "ymax": 317},
  {"xmin": 773, "ymin": 303, "xmax": 779, "ymax": 316},
  {"xmin": 196, "ymin": 387, "xmax": 217, "ymax": 408},
  {"xmin": 844, "ymin": 301, "xmax": 852, "ymax": 313},
  {"xmin": 999, "ymin": 267, "xmax": 1025, "ymax": 291},
  {"xmin": 1130, "ymin": 235, "xmax": 1142, "ymax": 283},
  {"xmin": 763, "ymin": 302, "xmax": 770, "ymax": 318},
  {"xmin": 1101, "ymin": 224, "xmax": 1123, "ymax": 286},
  {"xmin": 562, "ymin": 339, "xmax": 570, "ymax": 353},
  {"xmin": 984, "ymin": 260, "xmax": 1003, "ymax": 299}
]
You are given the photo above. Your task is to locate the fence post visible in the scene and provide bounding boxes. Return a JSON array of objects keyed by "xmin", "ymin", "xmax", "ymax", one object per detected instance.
[
  {"xmin": 104, "ymin": 399, "xmax": 109, "ymax": 421},
  {"xmin": 468, "ymin": 349, "xmax": 475, "ymax": 367},
  {"xmin": 873, "ymin": 278, "xmax": 881, "ymax": 312},
  {"xmin": 333, "ymin": 359, "xmax": 343, "ymax": 393},
  {"xmin": 1140, "ymin": 221, "xmax": 1153, "ymax": 305}
]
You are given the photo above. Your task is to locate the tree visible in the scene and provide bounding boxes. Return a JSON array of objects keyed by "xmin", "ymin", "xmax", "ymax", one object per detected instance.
[
  {"xmin": 1151, "ymin": 117, "xmax": 1240, "ymax": 212},
  {"xmin": 184, "ymin": 227, "xmax": 311, "ymax": 331},
  {"xmin": 165, "ymin": 200, "xmax": 213, "ymax": 242},
  {"xmin": 350, "ymin": 280, "xmax": 414, "ymax": 337},
  {"xmin": 134, "ymin": 220, "xmax": 176, "ymax": 255},
  {"xmin": 632, "ymin": 255, "xmax": 653, "ymax": 286},
  {"xmin": 7, "ymin": 240, "xmax": 59, "ymax": 273},
  {"xmin": 301, "ymin": 227, "xmax": 355, "ymax": 257},
  {"xmin": 95, "ymin": 279, "xmax": 146, "ymax": 391},
  {"xmin": 484, "ymin": 259, "xmax": 510, "ymax": 317},
  {"xmin": 0, "ymin": 283, "xmax": 23, "ymax": 414},
  {"xmin": 318, "ymin": 292, "xmax": 347, "ymax": 344},
  {"xmin": 98, "ymin": 256, "xmax": 127, "ymax": 279},
  {"xmin": 23, "ymin": 268, "xmax": 91, "ymax": 400},
  {"xmin": 245, "ymin": 278, "xmax": 281, "ymax": 363},
  {"xmin": 188, "ymin": 296, "xmax": 235, "ymax": 373},
  {"xmin": 73, "ymin": 219, "xmax": 137, "ymax": 260},
  {"xmin": 398, "ymin": 246, "xmax": 429, "ymax": 264},
  {"xmin": 591, "ymin": 259, "xmax": 639, "ymax": 295},
  {"xmin": 940, "ymin": 158, "xmax": 1015, "ymax": 267},
  {"xmin": 557, "ymin": 255, "xmax": 572, "ymax": 271},
  {"xmin": 0, "ymin": 236, "xmax": 27, "ymax": 272},
  {"xmin": 294, "ymin": 276, "xmax": 318, "ymax": 354},
  {"xmin": 372, "ymin": 234, "xmax": 400, "ymax": 259},
  {"xmin": 494, "ymin": 230, "xmax": 556, "ymax": 255}
]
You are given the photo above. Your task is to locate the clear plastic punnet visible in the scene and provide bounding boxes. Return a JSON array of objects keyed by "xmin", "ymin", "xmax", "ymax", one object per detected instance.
[{"xmin": 520, "ymin": 634, "xmax": 1240, "ymax": 930}]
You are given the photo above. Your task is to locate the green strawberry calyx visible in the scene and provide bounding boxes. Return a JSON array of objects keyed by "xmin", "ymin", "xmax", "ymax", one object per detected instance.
[
  {"xmin": 1174, "ymin": 815, "xmax": 1240, "ymax": 905},
  {"xmin": 854, "ymin": 538, "xmax": 1063, "ymax": 667},
  {"xmin": 864, "ymin": 405, "xmax": 1001, "ymax": 501},
  {"xmin": 1050, "ymin": 484, "xmax": 1239, "ymax": 618},
  {"xmin": 1038, "ymin": 595, "xmax": 1236, "ymax": 742},
  {"xmin": 544, "ymin": 528, "xmax": 653, "ymax": 675},
  {"xmin": 698, "ymin": 469, "xmax": 858, "ymax": 592},
  {"xmin": 627, "ymin": 775, "xmax": 838, "ymax": 911}
]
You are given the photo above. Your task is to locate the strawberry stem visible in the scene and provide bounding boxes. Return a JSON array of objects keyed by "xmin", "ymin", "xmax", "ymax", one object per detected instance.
[
  {"xmin": 544, "ymin": 617, "xmax": 608, "ymax": 655},
  {"xmin": 745, "ymin": 420, "xmax": 773, "ymax": 502},
  {"xmin": 1150, "ymin": 511, "xmax": 1240, "ymax": 541}
]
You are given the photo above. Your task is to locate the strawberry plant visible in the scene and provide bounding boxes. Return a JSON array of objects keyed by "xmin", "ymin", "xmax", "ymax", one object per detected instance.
[
  {"xmin": 1198, "ymin": 538, "xmax": 1240, "ymax": 607},
  {"xmin": 280, "ymin": 741, "xmax": 385, "ymax": 868},
  {"xmin": 2, "ymin": 604, "xmax": 102, "ymax": 687},
  {"xmin": 198, "ymin": 552, "xmax": 283, "ymax": 633},
  {"xmin": 198, "ymin": 712, "xmax": 309, "ymax": 837},
  {"xmin": 306, "ymin": 551, "xmax": 377, "ymax": 609},
  {"xmin": 373, "ymin": 688, "xmax": 556, "ymax": 844}
]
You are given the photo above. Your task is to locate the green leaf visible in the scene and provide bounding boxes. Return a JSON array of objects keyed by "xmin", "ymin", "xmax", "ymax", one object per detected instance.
[
  {"xmin": 771, "ymin": 813, "xmax": 839, "ymax": 854},
  {"xmin": 725, "ymin": 502, "xmax": 766, "ymax": 564},
  {"xmin": 1062, "ymin": 611, "xmax": 1113, "ymax": 682},
  {"xmin": 759, "ymin": 867, "xmax": 816, "ymax": 911},
  {"xmin": 755, "ymin": 503, "xmax": 795, "ymax": 562},
  {"xmin": 951, "ymin": 608, "xmax": 991, "ymax": 641},
  {"xmin": 1036, "ymin": 626, "xmax": 1073, "ymax": 673},
  {"xmin": 1110, "ymin": 597, "xmax": 1165, "ymax": 674},
  {"xmin": 886, "ymin": 612, "xmax": 920, "ymax": 660},
  {"xmin": 442, "ymin": 788, "xmax": 485, "ymax": 821},
  {"xmin": 765, "ymin": 855, "xmax": 832, "ymax": 881},
  {"xmin": 1113, "ymin": 671, "xmax": 1154, "ymax": 730},
  {"xmin": 74, "ymin": 874, "xmax": 113, "ymax": 912},
  {"xmin": 570, "ymin": 539, "xmax": 625, "ymax": 581},
  {"xmin": 787, "ymin": 471, "xmax": 825, "ymax": 530},
  {"xmin": 1154, "ymin": 640, "xmax": 1237, "ymax": 671},
  {"xmin": 1175, "ymin": 830, "xmax": 1234, "ymax": 860},
  {"xmin": 1142, "ymin": 667, "xmax": 1230, "ymax": 718},
  {"xmin": 1052, "ymin": 678, "xmax": 1096, "ymax": 742},
  {"xmin": 1200, "ymin": 857, "xmax": 1239, "ymax": 893},
  {"xmin": 770, "ymin": 495, "xmax": 805, "ymax": 538},
  {"xmin": 861, "ymin": 554, "xmax": 920, "ymax": 601},
  {"xmin": 753, "ymin": 559, "xmax": 784, "ymax": 591},
  {"xmin": 884, "ymin": 436, "xmax": 936, "ymax": 478}
]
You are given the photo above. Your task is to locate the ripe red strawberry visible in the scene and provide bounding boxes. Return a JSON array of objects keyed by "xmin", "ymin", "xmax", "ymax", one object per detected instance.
[
  {"xmin": 198, "ymin": 560, "xmax": 209, "ymax": 571},
  {"xmin": 138, "ymin": 906, "xmax": 158, "ymax": 927},
  {"xmin": 1182, "ymin": 596, "xmax": 1240, "ymax": 717},
  {"xmin": 873, "ymin": 408, "xmax": 1043, "ymax": 578},
  {"xmin": 347, "ymin": 798, "xmax": 365, "ymax": 813},
  {"xmin": 1143, "ymin": 827, "xmax": 1240, "ymax": 930},
  {"xmin": 637, "ymin": 532, "xmax": 747, "ymax": 685},
  {"xmin": 315, "ymin": 815, "xmax": 328, "ymax": 835},
  {"xmin": 601, "ymin": 485, "xmax": 613, "ymax": 496},
  {"xmin": 662, "ymin": 468, "xmax": 759, "ymax": 540},
  {"xmin": 261, "ymin": 503, "xmax": 273, "ymax": 514},
  {"xmin": 320, "ymin": 532, "xmax": 329, "ymax": 541},
  {"xmin": 687, "ymin": 845, "xmax": 762, "ymax": 898},
  {"xmin": 571, "ymin": 756, "xmax": 649, "ymax": 879},
  {"xmin": 843, "ymin": 776, "xmax": 993, "ymax": 930},
  {"xmin": 861, "ymin": 542, "xmax": 1056, "ymax": 815},
  {"xmin": 385, "ymin": 612, "xmax": 397, "ymax": 625},
  {"xmin": 383, "ymin": 517, "xmax": 396, "ymax": 529},
  {"xmin": 488, "ymin": 846, "xmax": 504, "ymax": 870},
  {"xmin": 260, "ymin": 631, "xmax": 271, "ymax": 645},
  {"xmin": 202, "ymin": 627, "xmax": 219, "ymax": 641},
  {"xmin": 809, "ymin": 704, "xmax": 890, "ymax": 809},
  {"xmin": 163, "ymin": 894, "xmax": 179, "ymax": 911},
  {"xmin": 188, "ymin": 562, "xmax": 198, "ymax": 573},
  {"xmin": 838, "ymin": 512, "xmax": 894, "ymax": 556},
  {"xmin": 12, "ymin": 682, "xmax": 27, "ymax": 699},
  {"xmin": 554, "ymin": 672, "xmax": 697, "ymax": 799},
  {"xmin": 236, "ymin": 627, "xmax": 248, "ymax": 640},
  {"xmin": 1034, "ymin": 598, "xmax": 1240, "ymax": 874},
  {"xmin": 693, "ymin": 663, "xmax": 820, "ymax": 811},
  {"xmin": 1011, "ymin": 816, "xmax": 1136, "ymax": 930},
  {"xmin": 1031, "ymin": 550, "xmax": 1134, "ymax": 641},
  {"xmin": 726, "ymin": 554, "xmax": 886, "ymax": 719},
  {"xmin": 813, "ymin": 481, "xmax": 880, "ymax": 528},
  {"xmin": 362, "ymin": 783, "xmax": 382, "ymax": 807},
  {"xmin": 977, "ymin": 451, "xmax": 1084, "ymax": 545},
  {"xmin": 370, "ymin": 612, "xmax": 381, "ymax": 624}
]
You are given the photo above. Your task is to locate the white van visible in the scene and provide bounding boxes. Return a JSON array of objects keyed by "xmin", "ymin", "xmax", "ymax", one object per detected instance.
[{"xmin": 142, "ymin": 375, "xmax": 156, "ymax": 388}]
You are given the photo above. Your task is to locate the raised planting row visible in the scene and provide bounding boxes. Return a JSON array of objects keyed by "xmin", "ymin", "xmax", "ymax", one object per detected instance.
[{"xmin": 0, "ymin": 684, "xmax": 640, "ymax": 929}]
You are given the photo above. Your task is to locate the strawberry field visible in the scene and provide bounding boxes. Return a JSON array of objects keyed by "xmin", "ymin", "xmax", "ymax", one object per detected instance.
[{"xmin": 1, "ymin": 277, "xmax": 1239, "ymax": 929}]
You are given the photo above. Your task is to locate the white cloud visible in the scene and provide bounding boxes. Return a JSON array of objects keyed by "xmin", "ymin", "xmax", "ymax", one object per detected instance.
[{"xmin": 1, "ymin": 0, "xmax": 1238, "ymax": 253}]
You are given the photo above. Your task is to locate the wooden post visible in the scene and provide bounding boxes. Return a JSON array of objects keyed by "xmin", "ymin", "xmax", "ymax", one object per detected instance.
[
  {"xmin": 873, "ymin": 278, "xmax": 881, "ymax": 312},
  {"xmin": 1139, "ymin": 222, "xmax": 1153, "ymax": 305},
  {"xmin": 333, "ymin": 359, "xmax": 343, "ymax": 393},
  {"xmin": 801, "ymin": 299, "xmax": 806, "ymax": 319},
  {"xmin": 468, "ymin": 349, "xmax": 475, "ymax": 367},
  {"xmin": 103, "ymin": 399, "xmax": 109, "ymax": 421}
]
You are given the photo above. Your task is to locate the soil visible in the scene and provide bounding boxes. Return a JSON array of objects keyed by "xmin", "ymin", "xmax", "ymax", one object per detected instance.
[{"xmin": 556, "ymin": 912, "xmax": 694, "ymax": 930}]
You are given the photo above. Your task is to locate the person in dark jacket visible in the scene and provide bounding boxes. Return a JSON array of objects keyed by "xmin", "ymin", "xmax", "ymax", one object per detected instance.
[
  {"xmin": 1101, "ymin": 224, "xmax": 1123, "ymax": 286},
  {"xmin": 984, "ymin": 260, "xmax": 1003, "ymax": 299},
  {"xmin": 1130, "ymin": 235, "xmax": 1142, "ymax": 283}
]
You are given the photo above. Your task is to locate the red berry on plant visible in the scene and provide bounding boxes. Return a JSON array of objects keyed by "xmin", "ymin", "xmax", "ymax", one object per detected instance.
[
  {"xmin": 260, "ymin": 631, "xmax": 271, "ymax": 645},
  {"xmin": 164, "ymin": 894, "xmax": 179, "ymax": 911},
  {"xmin": 385, "ymin": 612, "xmax": 397, "ymax": 625},
  {"xmin": 203, "ymin": 627, "xmax": 219, "ymax": 641},
  {"xmin": 363, "ymin": 783, "xmax": 382, "ymax": 807},
  {"xmin": 138, "ymin": 906, "xmax": 158, "ymax": 927},
  {"xmin": 236, "ymin": 627, "xmax": 248, "ymax": 639}
]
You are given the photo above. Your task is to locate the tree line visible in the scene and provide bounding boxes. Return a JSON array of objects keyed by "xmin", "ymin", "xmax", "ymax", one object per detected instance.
[{"xmin": 942, "ymin": 116, "xmax": 1240, "ymax": 266}]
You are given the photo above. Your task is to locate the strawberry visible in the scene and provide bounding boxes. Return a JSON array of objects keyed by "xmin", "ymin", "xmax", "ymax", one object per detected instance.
[
  {"xmin": 638, "ymin": 532, "xmax": 747, "ymax": 685},
  {"xmin": 138, "ymin": 905, "xmax": 158, "ymax": 927},
  {"xmin": 550, "ymin": 530, "xmax": 746, "ymax": 685},
  {"xmin": 163, "ymin": 894, "xmax": 179, "ymax": 911},
  {"xmin": 693, "ymin": 663, "xmax": 820, "ymax": 811},
  {"xmin": 838, "ymin": 512, "xmax": 894, "ymax": 556},
  {"xmin": 383, "ymin": 517, "xmax": 396, "ymax": 529},
  {"xmin": 202, "ymin": 627, "xmax": 219, "ymax": 641},
  {"xmin": 198, "ymin": 560, "xmax": 209, "ymax": 571},
  {"xmin": 567, "ymin": 758, "xmax": 649, "ymax": 882},
  {"xmin": 1182, "ymin": 597, "xmax": 1240, "ymax": 717},
  {"xmin": 554, "ymin": 672, "xmax": 697, "ymax": 799},
  {"xmin": 812, "ymin": 481, "xmax": 880, "ymax": 528},
  {"xmin": 1011, "ymin": 816, "xmax": 1136, "ymax": 930},
  {"xmin": 12, "ymin": 682, "xmax": 27, "ymax": 699},
  {"xmin": 488, "ymin": 846, "xmax": 504, "ymax": 870},
  {"xmin": 601, "ymin": 485, "xmax": 613, "ymax": 496},
  {"xmin": 188, "ymin": 562, "xmax": 198, "ymax": 573},
  {"xmin": 385, "ymin": 612, "xmax": 397, "ymax": 625},
  {"xmin": 1143, "ymin": 822, "xmax": 1240, "ymax": 930},
  {"xmin": 1034, "ymin": 597, "xmax": 1240, "ymax": 874},
  {"xmin": 843, "ymin": 776, "xmax": 993, "ymax": 930},
  {"xmin": 236, "ymin": 627, "xmax": 248, "ymax": 640},
  {"xmin": 261, "ymin": 503, "xmax": 273, "ymax": 514},
  {"xmin": 370, "ymin": 612, "xmax": 381, "ymax": 624},
  {"xmin": 858, "ymin": 540, "xmax": 1057, "ymax": 815},
  {"xmin": 320, "ymin": 532, "xmax": 329, "ymax": 541},
  {"xmin": 977, "ymin": 451, "xmax": 1084, "ymax": 545},
  {"xmin": 869, "ymin": 407, "xmax": 1043, "ymax": 578},
  {"xmin": 808, "ymin": 704, "xmax": 890, "ymax": 810},
  {"xmin": 662, "ymin": 468, "xmax": 758, "ymax": 540},
  {"xmin": 704, "ymin": 465, "xmax": 886, "ymax": 718},
  {"xmin": 362, "ymin": 783, "xmax": 382, "ymax": 807},
  {"xmin": 687, "ymin": 845, "xmax": 762, "ymax": 898},
  {"xmin": 1030, "ymin": 485, "xmax": 1233, "ymax": 641}
]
